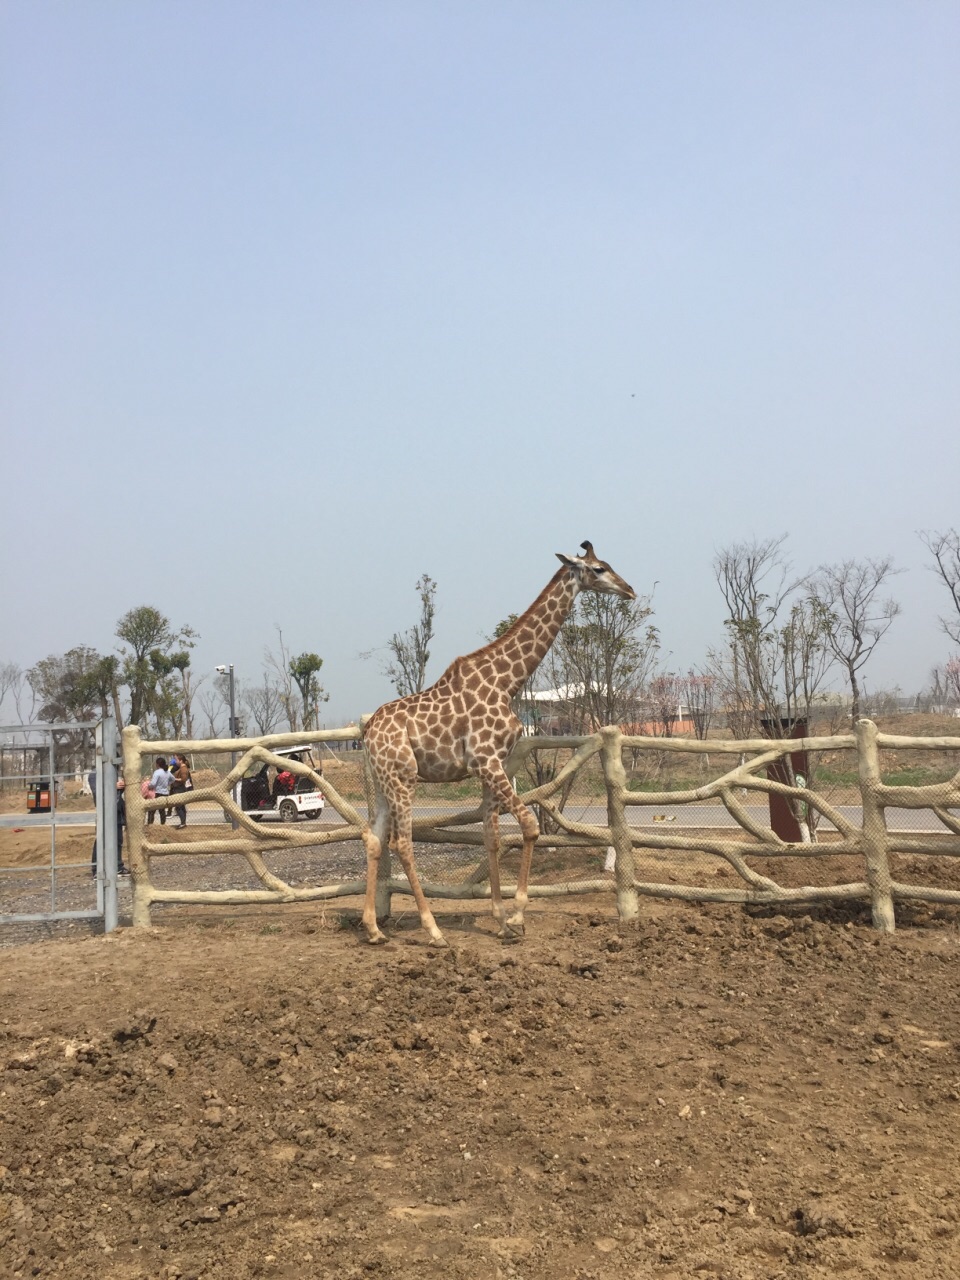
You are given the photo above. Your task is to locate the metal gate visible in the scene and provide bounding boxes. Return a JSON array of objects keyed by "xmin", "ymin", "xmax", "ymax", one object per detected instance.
[{"xmin": 0, "ymin": 718, "xmax": 119, "ymax": 936}]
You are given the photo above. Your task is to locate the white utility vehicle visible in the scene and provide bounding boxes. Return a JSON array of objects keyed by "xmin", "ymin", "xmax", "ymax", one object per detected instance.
[{"xmin": 234, "ymin": 746, "xmax": 325, "ymax": 823}]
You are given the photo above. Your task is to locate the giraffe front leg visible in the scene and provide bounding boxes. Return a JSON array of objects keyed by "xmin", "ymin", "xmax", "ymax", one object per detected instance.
[{"xmin": 481, "ymin": 767, "xmax": 538, "ymax": 941}]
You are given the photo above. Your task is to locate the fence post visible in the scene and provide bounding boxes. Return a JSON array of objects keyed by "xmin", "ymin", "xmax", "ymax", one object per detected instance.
[
  {"xmin": 123, "ymin": 724, "xmax": 152, "ymax": 928},
  {"xmin": 93, "ymin": 722, "xmax": 105, "ymax": 914},
  {"xmin": 601, "ymin": 725, "xmax": 639, "ymax": 925},
  {"xmin": 855, "ymin": 717, "xmax": 895, "ymax": 933},
  {"xmin": 101, "ymin": 716, "xmax": 119, "ymax": 933}
]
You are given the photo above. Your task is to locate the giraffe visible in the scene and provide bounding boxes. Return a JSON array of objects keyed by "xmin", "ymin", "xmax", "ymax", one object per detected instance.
[{"xmin": 360, "ymin": 541, "xmax": 636, "ymax": 946}]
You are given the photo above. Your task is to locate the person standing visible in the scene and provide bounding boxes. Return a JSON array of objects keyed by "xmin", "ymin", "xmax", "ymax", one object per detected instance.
[
  {"xmin": 89, "ymin": 770, "xmax": 129, "ymax": 875},
  {"xmin": 116, "ymin": 778, "xmax": 128, "ymax": 872},
  {"xmin": 169, "ymin": 753, "xmax": 193, "ymax": 828},
  {"xmin": 146, "ymin": 756, "xmax": 174, "ymax": 825}
]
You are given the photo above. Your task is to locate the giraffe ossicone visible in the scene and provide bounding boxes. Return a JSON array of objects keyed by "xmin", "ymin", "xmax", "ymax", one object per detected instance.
[{"xmin": 360, "ymin": 542, "xmax": 636, "ymax": 946}]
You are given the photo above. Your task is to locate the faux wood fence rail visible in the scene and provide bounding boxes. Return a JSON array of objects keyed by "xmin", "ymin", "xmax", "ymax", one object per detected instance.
[{"xmin": 121, "ymin": 720, "xmax": 960, "ymax": 933}]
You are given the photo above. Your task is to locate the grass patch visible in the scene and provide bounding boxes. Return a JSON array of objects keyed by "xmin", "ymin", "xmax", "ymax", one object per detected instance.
[
  {"xmin": 879, "ymin": 767, "xmax": 957, "ymax": 787},
  {"xmin": 815, "ymin": 765, "xmax": 956, "ymax": 787}
]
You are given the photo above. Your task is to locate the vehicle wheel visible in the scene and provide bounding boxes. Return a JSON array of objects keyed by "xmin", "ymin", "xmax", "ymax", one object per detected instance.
[
  {"xmin": 279, "ymin": 800, "xmax": 298, "ymax": 823},
  {"xmin": 308, "ymin": 810, "xmax": 321, "ymax": 821}
]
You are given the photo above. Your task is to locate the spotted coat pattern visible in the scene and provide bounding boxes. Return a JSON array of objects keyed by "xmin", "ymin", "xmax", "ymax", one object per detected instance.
[{"xmin": 360, "ymin": 543, "xmax": 636, "ymax": 945}]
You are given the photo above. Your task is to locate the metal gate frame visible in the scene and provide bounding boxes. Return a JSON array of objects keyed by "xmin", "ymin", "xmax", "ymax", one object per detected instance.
[{"xmin": 0, "ymin": 717, "xmax": 119, "ymax": 932}]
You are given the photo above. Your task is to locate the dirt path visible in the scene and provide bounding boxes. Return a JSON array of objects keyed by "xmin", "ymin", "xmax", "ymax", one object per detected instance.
[{"xmin": 2, "ymin": 898, "xmax": 960, "ymax": 1280}]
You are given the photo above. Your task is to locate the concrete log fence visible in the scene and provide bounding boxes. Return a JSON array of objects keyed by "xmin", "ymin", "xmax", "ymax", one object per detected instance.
[{"xmin": 121, "ymin": 720, "xmax": 960, "ymax": 934}]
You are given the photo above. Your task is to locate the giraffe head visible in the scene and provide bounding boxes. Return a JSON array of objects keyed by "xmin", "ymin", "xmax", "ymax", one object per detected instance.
[{"xmin": 556, "ymin": 541, "xmax": 636, "ymax": 600}]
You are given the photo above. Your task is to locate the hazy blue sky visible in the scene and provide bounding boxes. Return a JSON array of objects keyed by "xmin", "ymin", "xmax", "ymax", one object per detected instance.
[{"xmin": 2, "ymin": 2, "xmax": 958, "ymax": 726}]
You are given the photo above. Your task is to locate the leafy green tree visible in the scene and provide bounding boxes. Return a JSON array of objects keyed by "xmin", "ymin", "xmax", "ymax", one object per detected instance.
[
  {"xmin": 547, "ymin": 592, "xmax": 659, "ymax": 732},
  {"xmin": 115, "ymin": 606, "xmax": 197, "ymax": 729},
  {"xmin": 28, "ymin": 646, "xmax": 104, "ymax": 723},
  {"xmin": 76, "ymin": 654, "xmax": 124, "ymax": 727},
  {"xmin": 289, "ymin": 652, "xmax": 329, "ymax": 730},
  {"xmin": 26, "ymin": 646, "xmax": 108, "ymax": 768}
]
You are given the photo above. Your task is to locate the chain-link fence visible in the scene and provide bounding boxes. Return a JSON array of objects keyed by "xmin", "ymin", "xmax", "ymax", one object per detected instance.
[
  {"xmin": 1, "ymin": 719, "xmax": 120, "ymax": 941},
  {"xmin": 113, "ymin": 719, "xmax": 960, "ymax": 934}
]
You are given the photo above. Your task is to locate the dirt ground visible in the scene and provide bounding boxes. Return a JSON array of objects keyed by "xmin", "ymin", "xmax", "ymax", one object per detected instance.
[{"xmin": 3, "ymin": 893, "xmax": 960, "ymax": 1280}]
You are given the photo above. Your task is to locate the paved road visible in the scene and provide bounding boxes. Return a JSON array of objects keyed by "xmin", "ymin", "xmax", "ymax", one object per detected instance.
[
  {"xmin": 565, "ymin": 802, "xmax": 959, "ymax": 833},
  {"xmin": 3, "ymin": 801, "xmax": 957, "ymax": 833},
  {"xmin": 1, "ymin": 812, "xmax": 97, "ymax": 828}
]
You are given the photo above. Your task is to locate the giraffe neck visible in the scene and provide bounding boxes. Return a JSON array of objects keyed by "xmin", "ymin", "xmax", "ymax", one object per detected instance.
[{"xmin": 482, "ymin": 568, "xmax": 580, "ymax": 697}]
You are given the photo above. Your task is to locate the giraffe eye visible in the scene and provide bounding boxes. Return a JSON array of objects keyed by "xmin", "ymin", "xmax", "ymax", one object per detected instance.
[{"xmin": 593, "ymin": 566, "xmax": 607, "ymax": 574}]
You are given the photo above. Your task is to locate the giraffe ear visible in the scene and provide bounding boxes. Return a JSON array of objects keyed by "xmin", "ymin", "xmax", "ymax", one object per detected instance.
[{"xmin": 556, "ymin": 553, "xmax": 578, "ymax": 568}]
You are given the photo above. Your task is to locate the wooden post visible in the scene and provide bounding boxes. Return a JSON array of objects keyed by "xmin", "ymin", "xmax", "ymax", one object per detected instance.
[
  {"xmin": 122, "ymin": 724, "xmax": 152, "ymax": 928},
  {"xmin": 856, "ymin": 717, "xmax": 895, "ymax": 933},
  {"xmin": 601, "ymin": 725, "xmax": 639, "ymax": 925}
]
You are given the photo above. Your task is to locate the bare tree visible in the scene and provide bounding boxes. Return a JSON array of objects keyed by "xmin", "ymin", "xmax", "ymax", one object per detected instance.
[
  {"xmin": 385, "ymin": 574, "xmax": 437, "ymax": 698},
  {"xmin": 0, "ymin": 661, "xmax": 23, "ymax": 721},
  {"xmin": 711, "ymin": 536, "xmax": 834, "ymax": 738},
  {"xmin": 647, "ymin": 672, "xmax": 685, "ymax": 737},
  {"xmin": 859, "ymin": 685, "xmax": 904, "ymax": 719},
  {"xmin": 263, "ymin": 631, "xmax": 329, "ymax": 731},
  {"xmin": 11, "ymin": 668, "xmax": 37, "ymax": 727},
  {"xmin": 171, "ymin": 653, "xmax": 200, "ymax": 738},
  {"xmin": 242, "ymin": 675, "xmax": 286, "ymax": 735},
  {"xmin": 711, "ymin": 537, "xmax": 836, "ymax": 842},
  {"xmin": 930, "ymin": 657, "xmax": 960, "ymax": 711},
  {"xmin": 945, "ymin": 657, "xmax": 960, "ymax": 709},
  {"xmin": 265, "ymin": 628, "xmax": 302, "ymax": 731},
  {"xmin": 682, "ymin": 669, "xmax": 716, "ymax": 741},
  {"xmin": 810, "ymin": 557, "xmax": 903, "ymax": 722},
  {"xmin": 919, "ymin": 528, "xmax": 960, "ymax": 646},
  {"xmin": 196, "ymin": 688, "xmax": 225, "ymax": 738}
]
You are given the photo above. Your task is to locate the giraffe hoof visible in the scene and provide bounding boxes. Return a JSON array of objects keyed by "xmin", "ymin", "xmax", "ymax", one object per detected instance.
[
  {"xmin": 365, "ymin": 929, "xmax": 389, "ymax": 945},
  {"xmin": 427, "ymin": 934, "xmax": 448, "ymax": 949},
  {"xmin": 499, "ymin": 924, "xmax": 525, "ymax": 943}
]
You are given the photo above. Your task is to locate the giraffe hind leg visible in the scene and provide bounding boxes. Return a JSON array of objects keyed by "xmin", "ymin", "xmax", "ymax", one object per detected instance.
[
  {"xmin": 482, "ymin": 784, "xmax": 507, "ymax": 936},
  {"xmin": 360, "ymin": 795, "xmax": 391, "ymax": 944}
]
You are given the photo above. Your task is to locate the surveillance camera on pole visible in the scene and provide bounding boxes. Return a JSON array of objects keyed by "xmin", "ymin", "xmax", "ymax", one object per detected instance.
[
  {"xmin": 216, "ymin": 667, "xmax": 238, "ymax": 734},
  {"xmin": 217, "ymin": 663, "xmax": 239, "ymax": 823}
]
